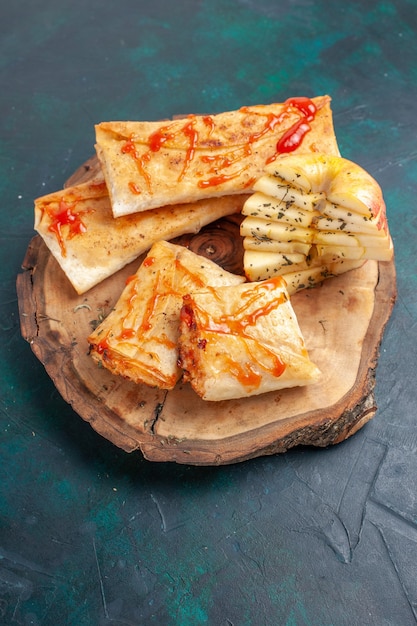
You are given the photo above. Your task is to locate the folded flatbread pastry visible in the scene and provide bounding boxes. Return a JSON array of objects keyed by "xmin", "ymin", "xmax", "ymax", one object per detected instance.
[
  {"xmin": 178, "ymin": 276, "xmax": 321, "ymax": 401},
  {"xmin": 88, "ymin": 240, "xmax": 245, "ymax": 389},
  {"xmin": 95, "ymin": 95, "xmax": 340, "ymax": 217},
  {"xmin": 34, "ymin": 179, "xmax": 247, "ymax": 294}
]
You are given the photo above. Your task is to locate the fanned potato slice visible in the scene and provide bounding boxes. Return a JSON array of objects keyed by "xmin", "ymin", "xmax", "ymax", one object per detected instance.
[
  {"xmin": 314, "ymin": 214, "xmax": 388, "ymax": 235},
  {"xmin": 243, "ymin": 250, "xmax": 308, "ymax": 278},
  {"xmin": 279, "ymin": 259, "xmax": 365, "ymax": 295},
  {"xmin": 240, "ymin": 216, "xmax": 316, "ymax": 244},
  {"xmin": 253, "ymin": 178, "xmax": 325, "ymax": 212},
  {"xmin": 241, "ymin": 153, "xmax": 393, "ymax": 288},
  {"xmin": 264, "ymin": 153, "xmax": 384, "ymax": 218},
  {"xmin": 243, "ymin": 237, "xmax": 311, "ymax": 255},
  {"xmin": 242, "ymin": 192, "xmax": 320, "ymax": 227},
  {"xmin": 315, "ymin": 241, "xmax": 394, "ymax": 262},
  {"xmin": 313, "ymin": 229, "xmax": 392, "ymax": 248}
]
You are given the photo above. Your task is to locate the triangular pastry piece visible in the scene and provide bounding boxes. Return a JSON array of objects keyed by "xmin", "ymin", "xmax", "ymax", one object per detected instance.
[
  {"xmin": 178, "ymin": 276, "xmax": 321, "ymax": 401},
  {"xmin": 95, "ymin": 96, "xmax": 340, "ymax": 217},
  {"xmin": 88, "ymin": 241, "xmax": 245, "ymax": 389}
]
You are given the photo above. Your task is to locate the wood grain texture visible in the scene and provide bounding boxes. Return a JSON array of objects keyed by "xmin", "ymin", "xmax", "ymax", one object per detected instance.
[
  {"xmin": 16, "ymin": 243, "xmax": 396, "ymax": 465},
  {"xmin": 16, "ymin": 159, "xmax": 397, "ymax": 465}
]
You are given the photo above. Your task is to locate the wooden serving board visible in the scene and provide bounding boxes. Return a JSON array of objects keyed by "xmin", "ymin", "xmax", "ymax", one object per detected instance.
[{"xmin": 16, "ymin": 163, "xmax": 397, "ymax": 465}]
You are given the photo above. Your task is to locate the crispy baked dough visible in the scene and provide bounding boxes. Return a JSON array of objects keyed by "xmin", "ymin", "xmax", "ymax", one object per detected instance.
[
  {"xmin": 95, "ymin": 95, "xmax": 340, "ymax": 217},
  {"xmin": 88, "ymin": 241, "xmax": 245, "ymax": 389},
  {"xmin": 34, "ymin": 179, "xmax": 247, "ymax": 294},
  {"xmin": 178, "ymin": 277, "xmax": 321, "ymax": 401}
]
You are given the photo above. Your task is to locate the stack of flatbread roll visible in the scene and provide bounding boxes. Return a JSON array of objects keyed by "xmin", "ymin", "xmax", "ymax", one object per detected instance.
[
  {"xmin": 34, "ymin": 96, "xmax": 393, "ymax": 401},
  {"xmin": 35, "ymin": 96, "xmax": 338, "ymax": 294}
]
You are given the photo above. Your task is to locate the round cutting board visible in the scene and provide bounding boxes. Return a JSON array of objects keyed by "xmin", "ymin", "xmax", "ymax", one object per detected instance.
[{"xmin": 16, "ymin": 161, "xmax": 397, "ymax": 465}]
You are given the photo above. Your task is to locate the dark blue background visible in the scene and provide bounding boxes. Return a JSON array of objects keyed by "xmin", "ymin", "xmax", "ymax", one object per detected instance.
[{"xmin": 1, "ymin": 1, "xmax": 417, "ymax": 624}]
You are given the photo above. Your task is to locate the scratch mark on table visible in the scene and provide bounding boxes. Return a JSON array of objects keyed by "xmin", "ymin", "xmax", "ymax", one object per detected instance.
[
  {"xmin": 337, "ymin": 438, "xmax": 387, "ymax": 553},
  {"xmin": 93, "ymin": 536, "xmax": 109, "ymax": 620},
  {"xmin": 372, "ymin": 150, "xmax": 417, "ymax": 173},
  {"xmin": 150, "ymin": 493, "xmax": 167, "ymax": 532},
  {"xmin": 374, "ymin": 523, "xmax": 417, "ymax": 622},
  {"xmin": 284, "ymin": 438, "xmax": 389, "ymax": 563},
  {"xmin": 0, "ymin": 566, "xmax": 33, "ymax": 623},
  {"xmin": 367, "ymin": 499, "xmax": 417, "ymax": 542},
  {"xmin": 233, "ymin": 539, "xmax": 266, "ymax": 578},
  {"xmin": 284, "ymin": 462, "xmax": 352, "ymax": 563}
]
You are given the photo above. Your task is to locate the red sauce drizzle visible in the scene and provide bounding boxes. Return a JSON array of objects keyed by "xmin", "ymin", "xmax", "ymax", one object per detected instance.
[
  {"xmin": 286, "ymin": 97, "xmax": 317, "ymax": 121},
  {"xmin": 226, "ymin": 359, "xmax": 263, "ymax": 389},
  {"xmin": 275, "ymin": 119, "xmax": 312, "ymax": 155},
  {"xmin": 115, "ymin": 261, "xmax": 211, "ymax": 354},
  {"xmin": 175, "ymin": 259, "xmax": 206, "ymax": 288},
  {"xmin": 180, "ymin": 303, "xmax": 195, "ymax": 329},
  {"xmin": 178, "ymin": 120, "xmax": 199, "ymax": 181},
  {"xmin": 46, "ymin": 198, "xmax": 90, "ymax": 256},
  {"xmin": 122, "ymin": 118, "xmax": 200, "ymax": 192},
  {"xmin": 119, "ymin": 328, "xmax": 136, "ymax": 340},
  {"xmin": 88, "ymin": 181, "xmax": 108, "ymax": 193},
  {"xmin": 267, "ymin": 97, "xmax": 317, "ymax": 162},
  {"xmin": 148, "ymin": 123, "xmax": 176, "ymax": 152},
  {"xmin": 200, "ymin": 148, "xmax": 247, "ymax": 169},
  {"xmin": 202, "ymin": 115, "xmax": 215, "ymax": 134},
  {"xmin": 128, "ymin": 181, "xmax": 142, "ymax": 195},
  {"xmin": 121, "ymin": 97, "xmax": 317, "ymax": 195},
  {"xmin": 244, "ymin": 176, "xmax": 257, "ymax": 189},
  {"xmin": 197, "ymin": 170, "xmax": 246, "ymax": 189},
  {"xmin": 188, "ymin": 277, "xmax": 288, "ymax": 387},
  {"xmin": 121, "ymin": 138, "xmax": 152, "ymax": 192},
  {"xmin": 203, "ymin": 280, "xmax": 286, "ymax": 335},
  {"xmin": 143, "ymin": 256, "xmax": 156, "ymax": 267},
  {"xmin": 96, "ymin": 337, "xmax": 110, "ymax": 355},
  {"xmin": 138, "ymin": 287, "xmax": 159, "ymax": 332},
  {"xmin": 239, "ymin": 109, "xmax": 287, "ymax": 147}
]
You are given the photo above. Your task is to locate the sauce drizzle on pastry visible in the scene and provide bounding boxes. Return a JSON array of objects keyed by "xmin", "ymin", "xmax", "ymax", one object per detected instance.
[
  {"xmin": 180, "ymin": 277, "xmax": 290, "ymax": 388},
  {"xmin": 120, "ymin": 97, "xmax": 318, "ymax": 194}
]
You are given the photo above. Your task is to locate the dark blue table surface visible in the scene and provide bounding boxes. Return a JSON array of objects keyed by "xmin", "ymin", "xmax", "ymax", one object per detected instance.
[{"xmin": 1, "ymin": 1, "xmax": 417, "ymax": 624}]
